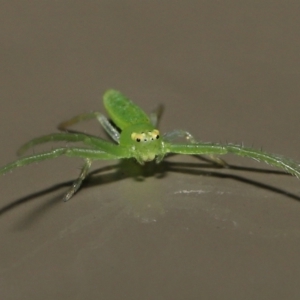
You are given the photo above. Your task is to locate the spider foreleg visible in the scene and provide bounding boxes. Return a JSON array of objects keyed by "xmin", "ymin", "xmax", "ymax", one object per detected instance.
[
  {"xmin": 17, "ymin": 133, "xmax": 100, "ymax": 156},
  {"xmin": 17, "ymin": 133, "xmax": 127, "ymax": 159},
  {"xmin": 166, "ymin": 142, "xmax": 300, "ymax": 178},
  {"xmin": 63, "ymin": 158, "xmax": 92, "ymax": 201},
  {"xmin": 163, "ymin": 130, "xmax": 227, "ymax": 167},
  {"xmin": 0, "ymin": 147, "xmax": 122, "ymax": 176}
]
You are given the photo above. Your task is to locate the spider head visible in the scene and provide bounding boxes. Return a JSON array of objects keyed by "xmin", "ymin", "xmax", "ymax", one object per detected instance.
[{"xmin": 120, "ymin": 124, "xmax": 163, "ymax": 164}]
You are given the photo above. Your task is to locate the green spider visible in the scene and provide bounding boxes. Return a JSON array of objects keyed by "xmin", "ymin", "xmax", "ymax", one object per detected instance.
[{"xmin": 1, "ymin": 89, "xmax": 300, "ymax": 201}]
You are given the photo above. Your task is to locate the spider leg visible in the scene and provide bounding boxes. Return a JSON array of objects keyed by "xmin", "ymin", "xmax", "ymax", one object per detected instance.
[
  {"xmin": 1, "ymin": 147, "xmax": 129, "ymax": 176},
  {"xmin": 163, "ymin": 129, "xmax": 196, "ymax": 143},
  {"xmin": 165, "ymin": 142, "xmax": 300, "ymax": 178},
  {"xmin": 17, "ymin": 133, "xmax": 120, "ymax": 156},
  {"xmin": 58, "ymin": 112, "xmax": 101, "ymax": 131},
  {"xmin": 96, "ymin": 114, "xmax": 120, "ymax": 143},
  {"xmin": 1, "ymin": 142, "xmax": 132, "ymax": 201},
  {"xmin": 58, "ymin": 112, "xmax": 120, "ymax": 143},
  {"xmin": 63, "ymin": 158, "xmax": 92, "ymax": 201},
  {"xmin": 149, "ymin": 104, "xmax": 164, "ymax": 127},
  {"xmin": 163, "ymin": 130, "xmax": 227, "ymax": 167}
]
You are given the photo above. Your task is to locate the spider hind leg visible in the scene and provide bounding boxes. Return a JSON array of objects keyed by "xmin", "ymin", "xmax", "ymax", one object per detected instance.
[{"xmin": 58, "ymin": 111, "xmax": 120, "ymax": 143}]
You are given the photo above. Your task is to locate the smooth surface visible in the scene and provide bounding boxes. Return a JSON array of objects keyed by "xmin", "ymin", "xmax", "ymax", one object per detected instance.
[{"xmin": 1, "ymin": 2, "xmax": 300, "ymax": 299}]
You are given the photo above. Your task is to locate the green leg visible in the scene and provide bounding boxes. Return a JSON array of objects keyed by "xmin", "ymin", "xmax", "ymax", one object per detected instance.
[
  {"xmin": 18, "ymin": 133, "xmax": 95, "ymax": 155},
  {"xmin": 165, "ymin": 142, "xmax": 300, "ymax": 178},
  {"xmin": 0, "ymin": 147, "xmax": 123, "ymax": 176},
  {"xmin": 163, "ymin": 129, "xmax": 196, "ymax": 143},
  {"xmin": 96, "ymin": 114, "xmax": 120, "ymax": 143},
  {"xmin": 149, "ymin": 104, "xmax": 164, "ymax": 127},
  {"xmin": 58, "ymin": 112, "xmax": 101, "ymax": 131},
  {"xmin": 225, "ymin": 144, "xmax": 300, "ymax": 178},
  {"xmin": 164, "ymin": 130, "xmax": 227, "ymax": 167},
  {"xmin": 63, "ymin": 159, "xmax": 92, "ymax": 201},
  {"xmin": 17, "ymin": 133, "xmax": 126, "ymax": 157},
  {"xmin": 58, "ymin": 111, "xmax": 120, "ymax": 143}
]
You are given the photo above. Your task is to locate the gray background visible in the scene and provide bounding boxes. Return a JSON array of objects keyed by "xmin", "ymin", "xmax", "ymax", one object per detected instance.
[{"xmin": 1, "ymin": 1, "xmax": 300, "ymax": 299}]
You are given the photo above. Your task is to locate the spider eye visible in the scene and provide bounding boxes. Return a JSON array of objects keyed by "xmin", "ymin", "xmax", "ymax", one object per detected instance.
[
  {"xmin": 131, "ymin": 132, "xmax": 143, "ymax": 142},
  {"xmin": 152, "ymin": 129, "xmax": 160, "ymax": 139}
]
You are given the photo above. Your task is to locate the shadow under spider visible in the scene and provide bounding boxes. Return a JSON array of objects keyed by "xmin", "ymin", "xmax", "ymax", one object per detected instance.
[{"xmin": 1, "ymin": 156, "xmax": 300, "ymax": 219}]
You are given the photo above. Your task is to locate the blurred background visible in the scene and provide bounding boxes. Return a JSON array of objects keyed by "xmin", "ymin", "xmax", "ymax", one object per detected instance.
[{"xmin": 1, "ymin": 1, "xmax": 300, "ymax": 299}]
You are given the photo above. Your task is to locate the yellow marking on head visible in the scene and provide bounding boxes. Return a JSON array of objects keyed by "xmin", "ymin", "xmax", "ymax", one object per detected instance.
[
  {"xmin": 131, "ymin": 130, "xmax": 160, "ymax": 142},
  {"xmin": 150, "ymin": 129, "xmax": 160, "ymax": 139}
]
